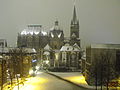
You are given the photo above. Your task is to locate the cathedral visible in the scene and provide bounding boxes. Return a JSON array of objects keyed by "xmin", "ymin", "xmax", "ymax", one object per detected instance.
[
  {"xmin": 17, "ymin": 4, "xmax": 80, "ymax": 50},
  {"xmin": 17, "ymin": 4, "xmax": 81, "ymax": 70}
]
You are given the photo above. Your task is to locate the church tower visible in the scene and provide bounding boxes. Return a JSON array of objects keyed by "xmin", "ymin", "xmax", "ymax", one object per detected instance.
[
  {"xmin": 70, "ymin": 3, "xmax": 80, "ymax": 46},
  {"xmin": 70, "ymin": 4, "xmax": 79, "ymax": 38},
  {"xmin": 49, "ymin": 20, "xmax": 64, "ymax": 50}
]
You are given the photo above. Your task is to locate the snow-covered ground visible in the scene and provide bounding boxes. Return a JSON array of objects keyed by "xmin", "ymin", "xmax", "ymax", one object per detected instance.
[{"xmin": 48, "ymin": 72, "xmax": 110, "ymax": 90}]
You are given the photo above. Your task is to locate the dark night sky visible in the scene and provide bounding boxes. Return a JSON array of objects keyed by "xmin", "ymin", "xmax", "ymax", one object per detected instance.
[{"xmin": 0, "ymin": 0, "xmax": 120, "ymax": 48}]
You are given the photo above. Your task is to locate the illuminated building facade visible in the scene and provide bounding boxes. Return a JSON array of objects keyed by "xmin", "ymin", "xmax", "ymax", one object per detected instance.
[
  {"xmin": 17, "ymin": 4, "xmax": 81, "ymax": 70},
  {"xmin": 49, "ymin": 21, "xmax": 64, "ymax": 50},
  {"xmin": 17, "ymin": 25, "xmax": 49, "ymax": 50},
  {"xmin": 60, "ymin": 43, "xmax": 81, "ymax": 71}
]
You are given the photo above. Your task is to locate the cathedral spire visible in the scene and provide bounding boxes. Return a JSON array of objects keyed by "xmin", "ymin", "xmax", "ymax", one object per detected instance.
[
  {"xmin": 70, "ymin": 1, "xmax": 79, "ymax": 39},
  {"xmin": 73, "ymin": 5, "xmax": 77, "ymax": 22},
  {"xmin": 72, "ymin": 0, "xmax": 78, "ymax": 24},
  {"xmin": 55, "ymin": 20, "xmax": 58, "ymax": 26}
]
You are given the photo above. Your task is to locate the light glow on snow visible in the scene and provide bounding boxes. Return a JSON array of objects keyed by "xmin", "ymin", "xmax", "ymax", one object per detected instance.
[
  {"xmin": 13, "ymin": 77, "xmax": 47, "ymax": 90},
  {"xmin": 65, "ymin": 76, "xmax": 87, "ymax": 85}
]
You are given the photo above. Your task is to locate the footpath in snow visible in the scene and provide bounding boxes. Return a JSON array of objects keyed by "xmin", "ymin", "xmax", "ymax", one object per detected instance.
[{"xmin": 47, "ymin": 72, "xmax": 110, "ymax": 90}]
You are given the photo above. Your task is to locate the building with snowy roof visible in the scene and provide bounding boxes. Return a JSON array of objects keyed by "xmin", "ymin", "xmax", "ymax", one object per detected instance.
[
  {"xmin": 43, "ymin": 44, "xmax": 55, "ymax": 69},
  {"xmin": 0, "ymin": 47, "xmax": 36, "ymax": 55},
  {"xmin": 17, "ymin": 25, "xmax": 49, "ymax": 50},
  {"xmin": 59, "ymin": 43, "xmax": 82, "ymax": 71},
  {"xmin": 17, "ymin": 3, "xmax": 81, "ymax": 70}
]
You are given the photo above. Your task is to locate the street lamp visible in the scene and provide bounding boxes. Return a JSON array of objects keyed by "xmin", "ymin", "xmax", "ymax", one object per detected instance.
[
  {"xmin": 45, "ymin": 60, "xmax": 49, "ymax": 64},
  {"xmin": 0, "ymin": 55, "xmax": 3, "ymax": 90}
]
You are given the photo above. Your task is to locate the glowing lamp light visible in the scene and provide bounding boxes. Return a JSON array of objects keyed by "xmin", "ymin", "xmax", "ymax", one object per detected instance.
[
  {"xmin": 65, "ymin": 76, "xmax": 88, "ymax": 85},
  {"xmin": 55, "ymin": 53, "xmax": 59, "ymax": 60},
  {"xmin": 32, "ymin": 59, "xmax": 37, "ymax": 62},
  {"xmin": 45, "ymin": 60, "xmax": 49, "ymax": 64},
  {"xmin": 29, "ymin": 70, "xmax": 34, "ymax": 75},
  {"xmin": 35, "ymin": 66, "xmax": 39, "ymax": 70},
  {"xmin": 13, "ymin": 77, "xmax": 47, "ymax": 90}
]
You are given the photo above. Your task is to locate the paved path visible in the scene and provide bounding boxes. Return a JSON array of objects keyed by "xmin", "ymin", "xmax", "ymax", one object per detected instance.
[
  {"xmin": 13, "ymin": 72, "xmax": 89, "ymax": 90},
  {"xmin": 48, "ymin": 72, "xmax": 120, "ymax": 90}
]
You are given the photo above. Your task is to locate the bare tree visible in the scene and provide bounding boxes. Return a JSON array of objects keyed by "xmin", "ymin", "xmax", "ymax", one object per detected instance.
[
  {"xmin": 90, "ymin": 50, "xmax": 118, "ymax": 89},
  {"xmin": 9, "ymin": 48, "xmax": 27, "ymax": 89}
]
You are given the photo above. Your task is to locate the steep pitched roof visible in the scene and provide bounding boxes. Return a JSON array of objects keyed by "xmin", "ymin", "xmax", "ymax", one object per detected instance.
[
  {"xmin": 44, "ymin": 44, "xmax": 51, "ymax": 51},
  {"xmin": 73, "ymin": 43, "xmax": 80, "ymax": 49},
  {"xmin": 71, "ymin": 33, "xmax": 76, "ymax": 38},
  {"xmin": 73, "ymin": 5, "xmax": 77, "ymax": 23},
  {"xmin": 71, "ymin": 4, "xmax": 78, "ymax": 24},
  {"xmin": 60, "ymin": 43, "xmax": 80, "ymax": 52}
]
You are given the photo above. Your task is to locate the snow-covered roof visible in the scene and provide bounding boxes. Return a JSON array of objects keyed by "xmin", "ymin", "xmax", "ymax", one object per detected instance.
[
  {"xmin": 0, "ymin": 47, "xmax": 36, "ymax": 54},
  {"xmin": 60, "ymin": 43, "xmax": 80, "ymax": 52},
  {"xmin": 20, "ymin": 29, "xmax": 47, "ymax": 36},
  {"xmin": 44, "ymin": 44, "xmax": 51, "ymax": 51},
  {"xmin": 51, "ymin": 32, "xmax": 54, "ymax": 38},
  {"xmin": 73, "ymin": 43, "xmax": 81, "ymax": 50},
  {"xmin": 50, "ymin": 32, "xmax": 62, "ymax": 38},
  {"xmin": 43, "ymin": 51, "xmax": 50, "ymax": 55},
  {"xmin": 71, "ymin": 33, "xmax": 76, "ymax": 37},
  {"xmin": 20, "ymin": 25, "xmax": 47, "ymax": 36},
  {"xmin": 24, "ymin": 48, "xmax": 37, "ymax": 54},
  {"xmin": 60, "ymin": 44, "xmax": 73, "ymax": 51},
  {"xmin": 73, "ymin": 47, "xmax": 80, "ymax": 51},
  {"xmin": 90, "ymin": 44, "xmax": 120, "ymax": 49},
  {"xmin": 58, "ymin": 32, "xmax": 62, "ymax": 38}
]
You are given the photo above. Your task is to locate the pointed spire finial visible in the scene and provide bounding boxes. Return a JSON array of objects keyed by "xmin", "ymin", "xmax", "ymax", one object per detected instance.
[
  {"xmin": 54, "ymin": 17, "xmax": 58, "ymax": 26},
  {"xmin": 73, "ymin": 0, "xmax": 76, "ymax": 6},
  {"xmin": 55, "ymin": 20, "xmax": 58, "ymax": 26},
  {"xmin": 72, "ymin": 0, "xmax": 77, "ymax": 23}
]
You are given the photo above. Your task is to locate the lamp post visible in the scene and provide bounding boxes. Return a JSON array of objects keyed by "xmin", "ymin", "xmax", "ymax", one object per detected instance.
[
  {"xmin": 0, "ymin": 43, "xmax": 4, "ymax": 90},
  {"xmin": 16, "ymin": 74, "xmax": 20, "ymax": 90},
  {"xmin": 0, "ymin": 55, "xmax": 3, "ymax": 90}
]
